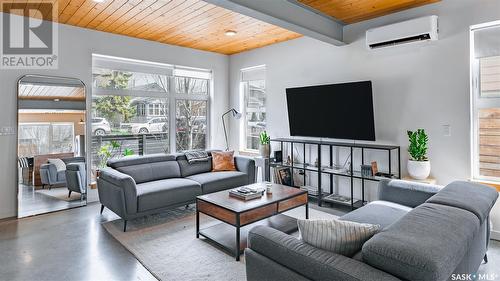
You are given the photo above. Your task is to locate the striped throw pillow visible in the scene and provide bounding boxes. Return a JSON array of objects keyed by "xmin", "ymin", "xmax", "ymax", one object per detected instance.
[{"xmin": 297, "ymin": 218, "xmax": 380, "ymax": 257}]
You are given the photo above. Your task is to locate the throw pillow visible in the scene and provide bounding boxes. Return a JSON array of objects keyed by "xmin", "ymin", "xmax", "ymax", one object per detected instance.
[
  {"xmin": 48, "ymin": 158, "xmax": 66, "ymax": 172},
  {"xmin": 297, "ymin": 218, "xmax": 380, "ymax": 257},
  {"xmin": 212, "ymin": 151, "xmax": 236, "ymax": 172}
]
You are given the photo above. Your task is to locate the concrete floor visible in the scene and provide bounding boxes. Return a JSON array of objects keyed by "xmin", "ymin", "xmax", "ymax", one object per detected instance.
[
  {"xmin": 0, "ymin": 201, "xmax": 498, "ymax": 281},
  {"xmin": 0, "ymin": 203, "xmax": 156, "ymax": 281},
  {"xmin": 18, "ymin": 184, "xmax": 99, "ymax": 218}
]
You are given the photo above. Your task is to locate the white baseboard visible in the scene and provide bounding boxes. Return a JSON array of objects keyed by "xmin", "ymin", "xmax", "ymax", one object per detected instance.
[{"xmin": 491, "ymin": 230, "xmax": 500, "ymax": 241}]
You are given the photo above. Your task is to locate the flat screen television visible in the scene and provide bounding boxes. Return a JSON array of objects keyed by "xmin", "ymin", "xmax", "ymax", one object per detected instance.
[{"xmin": 286, "ymin": 81, "xmax": 375, "ymax": 141}]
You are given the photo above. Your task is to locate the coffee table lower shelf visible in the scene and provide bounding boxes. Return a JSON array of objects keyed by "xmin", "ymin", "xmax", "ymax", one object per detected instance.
[{"xmin": 198, "ymin": 214, "xmax": 298, "ymax": 260}]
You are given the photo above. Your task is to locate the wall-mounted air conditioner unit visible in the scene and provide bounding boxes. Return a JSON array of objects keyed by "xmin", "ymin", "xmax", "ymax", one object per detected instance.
[{"xmin": 366, "ymin": 15, "xmax": 438, "ymax": 49}]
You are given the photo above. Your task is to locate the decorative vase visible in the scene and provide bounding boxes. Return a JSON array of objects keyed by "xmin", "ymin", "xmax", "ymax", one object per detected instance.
[
  {"xmin": 407, "ymin": 160, "xmax": 431, "ymax": 180},
  {"xmin": 259, "ymin": 143, "xmax": 270, "ymax": 158}
]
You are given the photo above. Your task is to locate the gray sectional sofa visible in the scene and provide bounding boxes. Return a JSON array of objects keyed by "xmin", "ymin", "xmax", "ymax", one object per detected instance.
[
  {"xmin": 97, "ymin": 152, "xmax": 255, "ymax": 231},
  {"xmin": 245, "ymin": 179, "xmax": 499, "ymax": 281}
]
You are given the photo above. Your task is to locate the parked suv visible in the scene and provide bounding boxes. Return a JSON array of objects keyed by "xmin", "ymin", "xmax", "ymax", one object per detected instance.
[
  {"xmin": 121, "ymin": 117, "xmax": 168, "ymax": 134},
  {"xmin": 92, "ymin": 118, "xmax": 111, "ymax": 135}
]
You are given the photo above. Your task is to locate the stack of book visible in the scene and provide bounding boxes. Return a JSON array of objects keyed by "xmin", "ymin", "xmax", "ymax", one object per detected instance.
[{"xmin": 229, "ymin": 186, "xmax": 264, "ymax": 201}]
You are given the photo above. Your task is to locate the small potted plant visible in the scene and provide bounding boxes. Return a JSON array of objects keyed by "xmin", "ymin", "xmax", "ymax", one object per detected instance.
[
  {"xmin": 259, "ymin": 131, "xmax": 271, "ymax": 158},
  {"xmin": 407, "ymin": 129, "xmax": 430, "ymax": 180},
  {"xmin": 96, "ymin": 140, "xmax": 134, "ymax": 177}
]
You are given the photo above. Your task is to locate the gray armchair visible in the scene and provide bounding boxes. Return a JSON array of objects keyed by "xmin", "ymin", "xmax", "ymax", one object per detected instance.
[
  {"xmin": 65, "ymin": 162, "xmax": 87, "ymax": 199},
  {"xmin": 40, "ymin": 156, "xmax": 85, "ymax": 189}
]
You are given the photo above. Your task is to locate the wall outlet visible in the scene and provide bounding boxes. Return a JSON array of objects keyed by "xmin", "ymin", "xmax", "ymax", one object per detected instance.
[{"xmin": 443, "ymin": 125, "xmax": 451, "ymax": 136}]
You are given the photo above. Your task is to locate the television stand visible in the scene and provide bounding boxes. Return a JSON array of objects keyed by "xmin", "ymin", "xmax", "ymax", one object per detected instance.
[{"xmin": 268, "ymin": 137, "xmax": 401, "ymax": 210}]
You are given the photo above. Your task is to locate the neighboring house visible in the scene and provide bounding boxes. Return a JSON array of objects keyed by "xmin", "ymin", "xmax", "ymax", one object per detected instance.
[{"xmin": 129, "ymin": 97, "xmax": 167, "ymax": 123}]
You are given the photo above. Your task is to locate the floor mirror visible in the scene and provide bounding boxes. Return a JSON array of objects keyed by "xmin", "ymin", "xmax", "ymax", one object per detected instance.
[{"xmin": 17, "ymin": 75, "xmax": 91, "ymax": 218}]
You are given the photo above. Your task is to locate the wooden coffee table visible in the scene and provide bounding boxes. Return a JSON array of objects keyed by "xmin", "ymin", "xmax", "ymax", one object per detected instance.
[{"xmin": 196, "ymin": 183, "xmax": 308, "ymax": 261}]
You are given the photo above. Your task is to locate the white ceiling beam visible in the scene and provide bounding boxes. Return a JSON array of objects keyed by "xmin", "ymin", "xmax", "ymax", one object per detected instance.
[{"xmin": 203, "ymin": 0, "xmax": 345, "ymax": 46}]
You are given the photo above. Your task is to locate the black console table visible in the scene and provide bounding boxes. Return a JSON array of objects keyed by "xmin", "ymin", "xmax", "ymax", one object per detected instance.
[{"xmin": 268, "ymin": 138, "xmax": 401, "ymax": 210}]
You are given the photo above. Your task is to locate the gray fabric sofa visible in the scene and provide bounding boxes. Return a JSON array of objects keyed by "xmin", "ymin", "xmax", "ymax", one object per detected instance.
[
  {"xmin": 245, "ymin": 179, "xmax": 499, "ymax": 281},
  {"xmin": 40, "ymin": 156, "xmax": 85, "ymax": 189},
  {"xmin": 97, "ymin": 152, "xmax": 255, "ymax": 231},
  {"xmin": 65, "ymin": 162, "xmax": 87, "ymax": 199}
]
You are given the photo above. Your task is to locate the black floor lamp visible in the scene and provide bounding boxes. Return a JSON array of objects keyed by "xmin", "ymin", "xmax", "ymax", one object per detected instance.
[{"xmin": 222, "ymin": 108, "xmax": 242, "ymax": 151}]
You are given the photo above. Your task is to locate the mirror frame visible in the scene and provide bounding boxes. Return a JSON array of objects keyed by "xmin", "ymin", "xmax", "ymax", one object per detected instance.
[{"xmin": 16, "ymin": 74, "xmax": 89, "ymax": 218}]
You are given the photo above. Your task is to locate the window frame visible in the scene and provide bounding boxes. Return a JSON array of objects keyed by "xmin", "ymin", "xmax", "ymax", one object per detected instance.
[
  {"xmin": 240, "ymin": 65, "xmax": 266, "ymax": 153},
  {"xmin": 91, "ymin": 55, "xmax": 212, "ymax": 154},
  {"xmin": 470, "ymin": 20, "xmax": 500, "ymax": 182},
  {"xmin": 18, "ymin": 122, "xmax": 75, "ymax": 156}
]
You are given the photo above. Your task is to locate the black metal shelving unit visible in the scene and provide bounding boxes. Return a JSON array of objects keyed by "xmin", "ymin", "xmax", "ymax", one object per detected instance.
[{"xmin": 268, "ymin": 137, "xmax": 401, "ymax": 210}]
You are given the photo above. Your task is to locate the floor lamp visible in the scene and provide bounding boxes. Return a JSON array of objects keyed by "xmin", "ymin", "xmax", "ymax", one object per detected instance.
[{"xmin": 222, "ymin": 108, "xmax": 242, "ymax": 151}]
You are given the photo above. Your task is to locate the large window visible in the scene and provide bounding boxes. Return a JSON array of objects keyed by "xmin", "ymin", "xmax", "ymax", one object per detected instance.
[
  {"xmin": 471, "ymin": 22, "xmax": 500, "ymax": 181},
  {"xmin": 18, "ymin": 123, "xmax": 74, "ymax": 156},
  {"xmin": 241, "ymin": 66, "xmax": 266, "ymax": 151},
  {"xmin": 91, "ymin": 54, "xmax": 211, "ymax": 165}
]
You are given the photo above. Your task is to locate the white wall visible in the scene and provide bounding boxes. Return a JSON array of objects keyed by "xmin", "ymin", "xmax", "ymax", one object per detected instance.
[
  {"xmin": 0, "ymin": 14, "xmax": 229, "ymax": 219},
  {"xmin": 228, "ymin": 0, "xmax": 500, "ymax": 234}
]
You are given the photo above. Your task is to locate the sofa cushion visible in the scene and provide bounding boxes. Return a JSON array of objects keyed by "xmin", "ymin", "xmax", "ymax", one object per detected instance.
[
  {"xmin": 297, "ymin": 218, "xmax": 380, "ymax": 257},
  {"xmin": 136, "ymin": 178, "xmax": 201, "ymax": 212},
  {"xmin": 187, "ymin": 171, "xmax": 248, "ymax": 194},
  {"xmin": 57, "ymin": 170, "xmax": 66, "ymax": 182},
  {"xmin": 340, "ymin": 200, "xmax": 411, "ymax": 229},
  {"xmin": 362, "ymin": 203, "xmax": 480, "ymax": 281},
  {"xmin": 48, "ymin": 158, "xmax": 66, "ymax": 172},
  {"xmin": 426, "ymin": 181, "xmax": 498, "ymax": 223},
  {"xmin": 248, "ymin": 225, "xmax": 401, "ymax": 281},
  {"xmin": 111, "ymin": 154, "xmax": 181, "ymax": 184},
  {"xmin": 176, "ymin": 154, "xmax": 213, "ymax": 177}
]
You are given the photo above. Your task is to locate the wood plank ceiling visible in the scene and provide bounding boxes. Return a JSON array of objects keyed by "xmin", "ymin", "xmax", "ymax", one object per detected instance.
[
  {"xmin": 298, "ymin": 0, "xmax": 441, "ymax": 24},
  {"xmin": 18, "ymin": 84, "xmax": 85, "ymax": 101},
  {"xmin": 0, "ymin": 0, "xmax": 302, "ymax": 55},
  {"xmin": 0, "ymin": 0, "xmax": 441, "ymax": 55}
]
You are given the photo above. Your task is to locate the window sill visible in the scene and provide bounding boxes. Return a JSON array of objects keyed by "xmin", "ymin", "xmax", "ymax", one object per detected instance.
[
  {"xmin": 470, "ymin": 179, "xmax": 500, "ymax": 192},
  {"xmin": 239, "ymin": 150, "xmax": 260, "ymax": 157}
]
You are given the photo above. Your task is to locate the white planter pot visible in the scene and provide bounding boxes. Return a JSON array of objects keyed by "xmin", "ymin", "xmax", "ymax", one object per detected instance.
[
  {"xmin": 259, "ymin": 144, "xmax": 270, "ymax": 158},
  {"xmin": 407, "ymin": 160, "xmax": 431, "ymax": 180}
]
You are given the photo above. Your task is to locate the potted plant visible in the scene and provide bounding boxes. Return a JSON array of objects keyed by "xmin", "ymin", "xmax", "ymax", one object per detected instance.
[
  {"xmin": 96, "ymin": 140, "xmax": 134, "ymax": 177},
  {"xmin": 407, "ymin": 129, "xmax": 430, "ymax": 180},
  {"xmin": 259, "ymin": 131, "xmax": 271, "ymax": 158}
]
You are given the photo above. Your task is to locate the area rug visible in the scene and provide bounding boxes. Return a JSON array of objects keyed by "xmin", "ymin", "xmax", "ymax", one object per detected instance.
[
  {"xmin": 103, "ymin": 205, "xmax": 336, "ymax": 281},
  {"xmin": 37, "ymin": 187, "xmax": 99, "ymax": 202}
]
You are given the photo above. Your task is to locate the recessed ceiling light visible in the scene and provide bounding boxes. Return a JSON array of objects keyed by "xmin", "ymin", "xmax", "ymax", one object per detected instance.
[
  {"xmin": 92, "ymin": 0, "xmax": 105, "ymax": 3},
  {"xmin": 225, "ymin": 30, "xmax": 237, "ymax": 36}
]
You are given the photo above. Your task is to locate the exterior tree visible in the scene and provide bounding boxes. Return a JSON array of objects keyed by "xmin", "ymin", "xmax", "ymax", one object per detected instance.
[
  {"xmin": 175, "ymin": 77, "xmax": 207, "ymax": 151},
  {"xmin": 94, "ymin": 70, "xmax": 136, "ymax": 127}
]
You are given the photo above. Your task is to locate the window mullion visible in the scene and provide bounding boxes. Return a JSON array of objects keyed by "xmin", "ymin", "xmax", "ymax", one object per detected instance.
[{"xmin": 169, "ymin": 76, "xmax": 176, "ymax": 153}]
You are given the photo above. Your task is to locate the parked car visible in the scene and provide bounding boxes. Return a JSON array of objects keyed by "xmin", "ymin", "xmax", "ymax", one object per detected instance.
[
  {"xmin": 121, "ymin": 117, "xmax": 168, "ymax": 134},
  {"xmin": 92, "ymin": 117, "xmax": 111, "ymax": 135}
]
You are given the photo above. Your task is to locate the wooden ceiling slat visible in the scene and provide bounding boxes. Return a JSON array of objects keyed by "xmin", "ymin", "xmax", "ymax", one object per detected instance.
[
  {"xmin": 298, "ymin": 0, "xmax": 440, "ymax": 24},
  {"xmin": 4, "ymin": 0, "xmax": 437, "ymax": 55},
  {"xmin": 140, "ymin": 2, "xmax": 213, "ymax": 40},
  {"xmin": 162, "ymin": 9, "xmax": 247, "ymax": 44},
  {"xmin": 117, "ymin": 0, "xmax": 184, "ymax": 35},
  {"xmin": 126, "ymin": 0, "xmax": 199, "ymax": 37},
  {"xmin": 85, "ymin": 0, "xmax": 129, "ymax": 29},
  {"xmin": 100, "ymin": 0, "xmax": 158, "ymax": 32},
  {"xmin": 112, "ymin": 0, "xmax": 169, "ymax": 33},
  {"xmin": 93, "ymin": 0, "xmax": 140, "ymax": 30},
  {"xmin": 128, "ymin": 0, "xmax": 202, "ymax": 38},
  {"xmin": 175, "ymin": 16, "xmax": 265, "ymax": 48}
]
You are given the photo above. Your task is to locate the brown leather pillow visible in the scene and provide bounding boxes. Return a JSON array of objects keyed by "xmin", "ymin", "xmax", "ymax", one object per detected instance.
[{"xmin": 212, "ymin": 151, "xmax": 236, "ymax": 172}]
